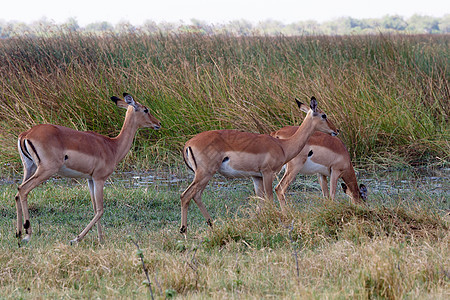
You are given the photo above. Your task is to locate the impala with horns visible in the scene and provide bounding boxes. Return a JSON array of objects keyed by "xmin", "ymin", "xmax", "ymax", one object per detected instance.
[
  {"xmin": 15, "ymin": 93, "xmax": 161, "ymax": 244},
  {"xmin": 271, "ymin": 127, "xmax": 367, "ymax": 204},
  {"xmin": 180, "ymin": 97, "xmax": 339, "ymax": 233}
]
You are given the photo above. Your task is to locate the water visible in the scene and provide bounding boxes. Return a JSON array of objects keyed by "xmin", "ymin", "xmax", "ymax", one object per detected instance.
[{"xmin": 3, "ymin": 167, "xmax": 449, "ymax": 198}]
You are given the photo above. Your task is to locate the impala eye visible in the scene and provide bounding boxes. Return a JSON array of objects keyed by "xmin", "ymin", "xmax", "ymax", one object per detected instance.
[
  {"xmin": 144, "ymin": 108, "xmax": 149, "ymax": 113},
  {"xmin": 322, "ymin": 114, "xmax": 327, "ymax": 119}
]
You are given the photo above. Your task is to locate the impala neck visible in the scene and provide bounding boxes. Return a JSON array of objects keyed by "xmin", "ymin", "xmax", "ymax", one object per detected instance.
[
  {"xmin": 113, "ymin": 107, "xmax": 140, "ymax": 163},
  {"xmin": 279, "ymin": 113, "xmax": 317, "ymax": 164}
]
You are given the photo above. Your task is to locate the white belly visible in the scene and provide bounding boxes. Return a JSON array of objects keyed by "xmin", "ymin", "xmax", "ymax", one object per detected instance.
[
  {"xmin": 218, "ymin": 160, "xmax": 262, "ymax": 178},
  {"xmin": 58, "ymin": 166, "xmax": 92, "ymax": 179},
  {"xmin": 300, "ymin": 158, "xmax": 330, "ymax": 176}
]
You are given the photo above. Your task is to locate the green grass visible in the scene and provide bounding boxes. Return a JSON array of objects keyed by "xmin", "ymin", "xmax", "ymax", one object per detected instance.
[
  {"xmin": 0, "ymin": 170, "xmax": 448, "ymax": 299},
  {"xmin": 0, "ymin": 33, "xmax": 448, "ymax": 172}
]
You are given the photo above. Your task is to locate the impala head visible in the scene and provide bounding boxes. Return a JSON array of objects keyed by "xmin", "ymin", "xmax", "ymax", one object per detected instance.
[
  {"xmin": 342, "ymin": 183, "xmax": 368, "ymax": 202},
  {"xmin": 296, "ymin": 97, "xmax": 339, "ymax": 136},
  {"xmin": 111, "ymin": 93, "xmax": 161, "ymax": 130}
]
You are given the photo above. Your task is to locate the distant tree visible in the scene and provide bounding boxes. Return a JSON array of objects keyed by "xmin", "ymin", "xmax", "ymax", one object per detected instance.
[
  {"xmin": 363, "ymin": 18, "xmax": 382, "ymax": 29},
  {"xmin": 30, "ymin": 17, "xmax": 57, "ymax": 35},
  {"xmin": 438, "ymin": 14, "xmax": 450, "ymax": 33},
  {"xmin": 85, "ymin": 21, "xmax": 114, "ymax": 32},
  {"xmin": 142, "ymin": 20, "xmax": 159, "ymax": 34},
  {"xmin": 190, "ymin": 19, "xmax": 214, "ymax": 34},
  {"xmin": 226, "ymin": 20, "xmax": 253, "ymax": 36},
  {"xmin": 257, "ymin": 19, "xmax": 284, "ymax": 35},
  {"xmin": 115, "ymin": 21, "xmax": 136, "ymax": 34},
  {"xmin": 0, "ymin": 20, "xmax": 4, "ymax": 37},
  {"xmin": 322, "ymin": 18, "xmax": 353, "ymax": 35},
  {"xmin": 158, "ymin": 21, "xmax": 176, "ymax": 33},
  {"xmin": 382, "ymin": 15, "xmax": 407, "ymax": 31},
  {"xmin": 6, "ymin": 21, "xmax": 31, "ymax": 36},
  {"xmin": 407, "ymin": 15, "xmax": 440, "ymax": 33},
  {"xmin": 285, "ymin": 20, "xmax": 321, "ymax": 35},
  {"xmin": 61, "ymin": 18, "xmax": 80, "ymax": 32}
]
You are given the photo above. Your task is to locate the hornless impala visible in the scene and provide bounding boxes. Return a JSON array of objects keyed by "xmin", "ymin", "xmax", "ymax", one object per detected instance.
[
  {"xmin": 179, "ymin": 97, "xmax": 339, "ymax": 233},
  {"xmin": 270, "ymin": 127, "xmax": 367, "ymax": 204},
  {"xmin": 15, "ymin": 93, "xmax": 161, "ymax": 244}
]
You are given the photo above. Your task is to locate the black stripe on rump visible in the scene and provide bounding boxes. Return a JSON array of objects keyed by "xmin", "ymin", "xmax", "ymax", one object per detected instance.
[
  {"xmin": 21, "ymin": 139, "xmax": 33, "ymax": 161},
  {"xmin": 184, "ymin": 146, "xmax": 196, "ymax": 172},
  {"xmin": 25, "ymin": 140, "xmax": 41, "ymax": 163}
]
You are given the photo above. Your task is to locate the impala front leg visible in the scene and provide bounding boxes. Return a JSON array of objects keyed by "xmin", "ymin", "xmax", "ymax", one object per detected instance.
[
  {"xmin": 71, "ymin": 179, "xmax": 105, "ymax": 244},
  {"xmin": 262, "ymin": 172, "xmax": 276, "ymax": 205},
  {"xmin": 275, "ymin": 162, "xmax": 303, "ymax": 211},
  {"xmin": 88, "ymin": 179, "xmax": 104, "ymax": 243},
  {"xmin": 318, "ymin": 175, "xmax": 329, "ymax": 198},
  {"xmin": 329, "ymin": 170, "xmax": 340, "ymax": 201}
]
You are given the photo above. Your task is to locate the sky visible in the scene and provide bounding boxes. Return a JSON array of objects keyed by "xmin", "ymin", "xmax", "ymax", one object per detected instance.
[{"xmin": 1, "ymin": 0, "xmax": 449, "ymax": 26}]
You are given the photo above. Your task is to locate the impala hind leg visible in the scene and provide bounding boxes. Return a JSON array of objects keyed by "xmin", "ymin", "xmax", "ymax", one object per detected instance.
[
  {"xmin": 329, "ymin": 170, "xmax": 342, "ymax": 201},
  {"xmin": 180, "ymin": 171, "xmax": 214, "ymax": 234},
  {"xmin": 15, "ymin": 154, "xmax": 37, "ymax": 239},
  {"xmin": 252, "ymin": 176, "xmax": 264, "ymax": 198},
  {"xmin": 15, "ymin": 193, "xmax": 23, "ymax": 240},
  {"xmin": 318, "ymin": 175, "xmax": 329, "ymax": 198},
  {"xmin": 88, "ymin": 179, "xmax": 104, "ymax": 243},
  {"xmin": 17, "ymin": 165, "xmax": 58, "ymax": 243}
]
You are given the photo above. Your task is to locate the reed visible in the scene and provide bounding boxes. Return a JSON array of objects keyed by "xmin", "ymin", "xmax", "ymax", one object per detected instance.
[{"xmin": 0, "ymin": 33, "xmax": 448, "ymax": 170}]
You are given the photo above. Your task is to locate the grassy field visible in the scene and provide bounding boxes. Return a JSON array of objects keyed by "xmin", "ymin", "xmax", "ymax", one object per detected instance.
[
  {"xmin": 0, "ymin": 33, "xmax": 449, "ymax": 171},
  {"xmin": 0, "ymin": 169, "xmax": 449, "ymax": 299},
  {"xmin": 0, "ymin": 33, "xmax": 449, "ymax": 298}
]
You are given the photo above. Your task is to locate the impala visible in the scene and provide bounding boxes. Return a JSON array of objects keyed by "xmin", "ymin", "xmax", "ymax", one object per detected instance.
[
  {"xmin": 270, "ymin": 127, "xmax": 367, "ymax": 204},
  {"xmin": 180, "ymin": 97, "xmax": 339, "ymax": 233},
  {"xmin": 15, "ymin": 93, "xmax": 161, "ymax": 244}
]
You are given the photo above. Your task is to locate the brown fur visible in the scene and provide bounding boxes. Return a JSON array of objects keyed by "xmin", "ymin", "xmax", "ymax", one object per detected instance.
[
  {"xmin": 179, "ymin": 98, "xmax": 339, "ymax": 233},
  {"xmin": 15, "ymin": 94, "xmax": 161, "ymax": 244},
  {"xmin": 271, "ymin": 126, "xmax": 366, "ymax": 204}
]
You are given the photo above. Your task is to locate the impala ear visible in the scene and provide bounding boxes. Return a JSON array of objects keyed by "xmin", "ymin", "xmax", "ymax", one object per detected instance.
[
  {"xmin": 123, "ymin": 93, "xmax": 139, "ymax": 111},
  {"xmin": 111, "ymin": 96, "xmax": 129, "ymax": 109},
  {"xmin": 123, "ymin": 93, "xmax": 137, "ymax": 110},
  {"xmin": 310, "ymin": 96, "xmax": 318, "ymax": 112},
  {"xmin": 296, "ymin": 98, "xmax": 310, "ymax": 113},
  {"xmin": 111, "ymin": 96, "xmax": 120, "ymax": 104}
]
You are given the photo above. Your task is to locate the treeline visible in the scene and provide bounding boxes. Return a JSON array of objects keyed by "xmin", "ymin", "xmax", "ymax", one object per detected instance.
[{"xmin": 1, "ymin": 14, "xmax": 449, "ymax": 37}]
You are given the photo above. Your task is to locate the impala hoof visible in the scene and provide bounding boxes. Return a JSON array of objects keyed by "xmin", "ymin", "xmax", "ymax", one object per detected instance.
[
  {"xmin": 179, "ymin": 225, "xmax": 187, "ymax": 234},
  {"xmin": 21, "ymin": 235, "xmax": 31, "ymax": 244},
  {"xmin": 70, "ymin": 238, "xmax": 79, "ymax": 246}
]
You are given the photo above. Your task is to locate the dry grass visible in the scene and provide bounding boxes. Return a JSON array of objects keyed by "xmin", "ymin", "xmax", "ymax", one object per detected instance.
[
  {"xmin": 0, "ymin": 32, "xmax": 448, "ymax": 298},
  {"xmin": 2, "ymin": 187, "xmax": 447, "ymax": 299},
  {"xmin": 0, "ymin": 33, "xmax": 448, "ymax": 171}
]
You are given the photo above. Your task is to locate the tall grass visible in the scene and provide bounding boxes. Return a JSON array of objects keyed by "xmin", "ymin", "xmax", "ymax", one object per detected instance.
[{"xmin": 0, "ymin": 32, "xmax": 448, "ymax": 170}]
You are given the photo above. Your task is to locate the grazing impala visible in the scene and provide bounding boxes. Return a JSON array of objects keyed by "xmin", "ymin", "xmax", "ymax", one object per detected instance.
[
  {"xmin": 270, "ymin": 127, "xmax": 367, "ymax": 204},
  {"xmin": 15, "ymin": 93, "xmax": 161, "ymax": 244},
  {"xmin": 179, "ymin": 97, "xmax": 339, "ymax": 233}
]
